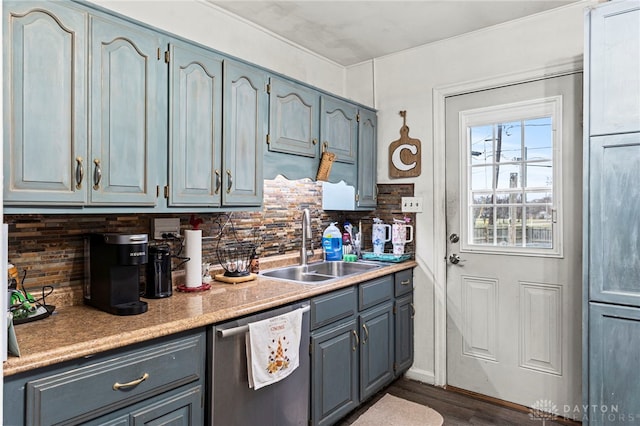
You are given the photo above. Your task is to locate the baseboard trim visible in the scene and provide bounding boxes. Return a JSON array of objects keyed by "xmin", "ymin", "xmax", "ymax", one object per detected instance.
[
  {"xmin": 404, "ymin": 367, "xmax": 435, "ymax": 385},
  {"xmin": 445, "ymin": 386, "xmax": 581, "ymax": 425}
]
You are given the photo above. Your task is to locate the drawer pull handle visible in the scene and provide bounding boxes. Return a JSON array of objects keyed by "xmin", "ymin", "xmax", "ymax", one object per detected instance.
[
  {"xmin": 401, "ymin": 279, "xmax": 410, "ymax": 286},
  {"xmin": 362, "ymin": 324, "xmax": 369, "ymax": 345},
  {"xmin": 352, "ymin": 329, "xmax": 359, "ymax": 351},
  {"xmin": 113, "ymin": 373, "xmax": 149, "ymax": 391}
]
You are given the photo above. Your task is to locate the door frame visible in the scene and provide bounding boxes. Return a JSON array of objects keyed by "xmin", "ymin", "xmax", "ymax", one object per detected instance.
[{"xmin": 431, "ymin": 59, "xmax": 582, "ymax": 387}]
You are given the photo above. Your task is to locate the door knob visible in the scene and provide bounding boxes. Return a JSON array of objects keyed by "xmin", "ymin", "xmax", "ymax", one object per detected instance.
[
  {"xmin": 449, "ymin": 253, "xmax": 461, "ymax": 264},
  {"xmin": 449, "ymin": 233, "xmax": 460, "ymax": 243}
]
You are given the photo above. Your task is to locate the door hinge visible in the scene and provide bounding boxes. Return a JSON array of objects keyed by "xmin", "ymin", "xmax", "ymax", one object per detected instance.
[
  {"xmin": 266, "ymin": 83, "xmax": 271, "ymax": 94},
  {"xmin": 393, "ymin": 305, "xmax": 397, "ymax": 315},
  {"xmin": 164, "ymin": 50, "xmax": 170, "ymax": 64},
  {"xmin": 355, "ymin": 192, "xmax": 360, "ymax": 202},
  {"xmin": 356, "ymin": 113, "xmax": 360, "ymax": 123},
  {"xmin": 164, "ymin": 185, "xmax": 169, "ymax": 199},
  {"xmin": 266, "ymin": 134, "xmax": 271, "ymax": 145},
  {"xmin": 309, "ymin": 342, "xmax": 313, "ymax": 355}
]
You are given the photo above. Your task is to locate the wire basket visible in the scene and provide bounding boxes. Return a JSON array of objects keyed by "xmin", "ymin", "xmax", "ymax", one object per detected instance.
[{"xmin": 216, "ymin": 241, "xmax": 256, "ymax": 277}]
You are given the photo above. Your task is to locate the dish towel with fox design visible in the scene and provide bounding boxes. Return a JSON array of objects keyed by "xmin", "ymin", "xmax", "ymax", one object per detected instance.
[{"xmin": 245, "ymin": 307, "xmax": 303, "ymax": 390}]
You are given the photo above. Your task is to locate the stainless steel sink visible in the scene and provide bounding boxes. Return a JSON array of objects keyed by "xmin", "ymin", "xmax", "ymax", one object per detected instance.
[{"xmin": 262, "ymin": 261, "xmax": 385, "ymax": 284}]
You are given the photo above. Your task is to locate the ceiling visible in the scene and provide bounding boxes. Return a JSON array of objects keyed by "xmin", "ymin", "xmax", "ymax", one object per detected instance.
[{"xmin": 207, "ymin": 0, "xmax": 578, "ymax": 66}]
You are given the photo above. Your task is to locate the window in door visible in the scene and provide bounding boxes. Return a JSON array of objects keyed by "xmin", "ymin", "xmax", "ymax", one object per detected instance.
[{"xmin": 460, "ymin": 96, "xmax": 563, "ymax": 257}]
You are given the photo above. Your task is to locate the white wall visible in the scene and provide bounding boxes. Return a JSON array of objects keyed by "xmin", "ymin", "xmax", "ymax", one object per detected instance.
[
  {"xmin": 89, "ymin": 0, "xmax": 348, "ymax": 97},
  {"xmin": 346, "ymin": 1, "xmax": 595, "ymax": 384}
]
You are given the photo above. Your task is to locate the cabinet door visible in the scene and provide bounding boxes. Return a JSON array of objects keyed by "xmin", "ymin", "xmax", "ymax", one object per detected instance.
[
  {"xmin": 89, "ymin": 15, "xmax": 163, "ymax": 206},
  {"xmin": 359, "ymin": 301, "xmax": 394, "ymax": 401},
  {"xmin": 222, "ymin": 60, "xmax": 266, "ymax": 206},
  {"xmin": 588, "ymin": 303, "xmax": 640, "ymax": 425},
  {"xmin": 84, "ymin": 386, "xmax": 203, "ymax": 426},
  {"xmin": 394, "ymin": 294, "xmax": 414, "ymax": 376},
  {"xmin": 311, "ymin": 318, "xmax": 359, "ymax": 426},
  {"xmin": 357, "ymin": 109, "xmax": 378, "ymax": 209},
  {"xmin": 588, "ymin": 2, "xmax": 640, "ymax": 135},
  {"xmin": 268, "ymin": 77, "xmax": 319, "ymax": 157},
  {"xmin": 320, "ymin": 96, "xmax": 358, "ymax": 164},
  {"xmin": 3, "ymin": 1, "xmax": 87, "ymax": 205},
  {"xmin": 589, "ymin": 133, "xmax": 640, "ymax": 306},
  {"xmin": 168, "ymin": 41, "xmax": 223, "ymax": 207}
]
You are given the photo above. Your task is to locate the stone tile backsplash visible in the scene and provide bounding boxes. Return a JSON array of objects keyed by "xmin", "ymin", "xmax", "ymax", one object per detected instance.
[{"xmin": 5, "ymin": 177, "xmax": 414, "ymax": 303}]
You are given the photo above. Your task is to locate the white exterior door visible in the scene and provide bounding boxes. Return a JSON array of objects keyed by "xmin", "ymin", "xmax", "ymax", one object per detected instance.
[{"xmin": 445, "ymin": 73, "xmax": 582, "ymax": 416}]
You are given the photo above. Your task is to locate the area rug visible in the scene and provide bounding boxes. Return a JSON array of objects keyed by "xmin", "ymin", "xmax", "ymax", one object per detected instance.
[{"xmin": 352, "ymin": 393, "xmax": 444, "ymax": 426}]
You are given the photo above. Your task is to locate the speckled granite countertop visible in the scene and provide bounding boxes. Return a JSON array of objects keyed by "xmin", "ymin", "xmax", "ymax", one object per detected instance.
[{"xmin": 4, "ymin": 257, "xmax": 416, "ymax": 377}]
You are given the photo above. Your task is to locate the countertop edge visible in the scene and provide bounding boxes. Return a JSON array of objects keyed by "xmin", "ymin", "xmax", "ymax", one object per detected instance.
[{"xmin": 4, "ymin": 260, "xmax": 416, "ymax": 377}]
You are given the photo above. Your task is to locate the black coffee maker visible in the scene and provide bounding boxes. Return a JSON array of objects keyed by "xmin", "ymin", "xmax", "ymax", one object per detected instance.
[
  {"xmin": 84, "ymin": 233, "xmax": 149, "ymax": 315},
  {"xmin": 144, "ymin": 246, "xmax": 172, "ymax": 298}
]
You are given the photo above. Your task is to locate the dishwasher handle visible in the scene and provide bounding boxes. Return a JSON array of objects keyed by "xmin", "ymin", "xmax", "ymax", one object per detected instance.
[{"xmin": 217, "ymin": 305, "xmax": 310, "ymax": 338}]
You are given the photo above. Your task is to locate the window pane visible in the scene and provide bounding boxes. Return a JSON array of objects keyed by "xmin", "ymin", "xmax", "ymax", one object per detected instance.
[
  {"xmin": 495, "ymin": 164, "xmax": 521, "ymax": 189},
  {"xmin": 496, "ymin": 206, "xmax": 522, "ymax": 246},
  {"xmin": 471, "ymin": 192, "xmax": 493, "ymax": 205},
  {"xmin": 495, "ymin": 191, "xmax": 522, "ymax": 205},
  {"xmin": 471, "ymin": 206, "xmax": 493, "ymax": 245},
  {"xmin": 470, "ymin": 125, "xmax": 494, "ymax": 165},
  {"xmin": 526, "ymin": 161, "xmax": 552, "ymax": 188},
  {"xmin": 500, "ymin": 121, "xmax": 522, "ymax": 161},
  {"xmin": 524, "ymin": 117, "xmax": 552, "ymax": 161},
  {"xmin": 525, "ymin": 190, "xmax": 552, "ymax": 204},
  {"xmin": 471, "ymin": 166, "xmax": 492, "ymax": 190},
  {"xmin": 525, "ymin": 212, "xmax": 552, "ymax": 248}
]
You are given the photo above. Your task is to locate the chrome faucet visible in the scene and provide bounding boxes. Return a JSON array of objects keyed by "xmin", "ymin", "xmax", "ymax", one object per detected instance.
[{"xmin": 300, "ymin": 208, "xmax": 315, "ymax": 266}]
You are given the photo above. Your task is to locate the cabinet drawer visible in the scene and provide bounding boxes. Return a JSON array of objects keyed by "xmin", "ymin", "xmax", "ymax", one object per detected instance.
[
  {"xmin": 394, "ymin": 269, "xmax": 413, "ymax": 297},
  {"xmin": 25, "ymin": 333, "xmax": 204, "ymax": 425},
  {"xmin": 359, "ymin": 275, "xmax": 394, "ymax": 311},
  {"xmin": 310, "ymin": 286, "xmax": 357, "ymax": 330}
]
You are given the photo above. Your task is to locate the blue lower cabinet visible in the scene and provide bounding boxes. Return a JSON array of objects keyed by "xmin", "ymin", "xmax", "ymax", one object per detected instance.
[
  {"xmin": 311, "ymin": 317, "xmax": 360, "ymax": 426},
  {"xmin": 310, "ymin": 270, "xmax": 414, "ymax": 425},
  {"xmin": 3, "ymin": 330, "xmax": 205, "ymax": 426}
]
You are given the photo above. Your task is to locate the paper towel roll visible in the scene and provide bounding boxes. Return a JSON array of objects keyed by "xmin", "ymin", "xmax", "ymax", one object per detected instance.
[{"xmin": 184, "ymin": 229, "xmax": 202, "ymax": 288}]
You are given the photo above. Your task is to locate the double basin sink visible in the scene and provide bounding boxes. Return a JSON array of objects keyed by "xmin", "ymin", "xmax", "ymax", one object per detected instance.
[{"xmin": 262, "ymin": 260, "xmax": 387, "ymax": 284}]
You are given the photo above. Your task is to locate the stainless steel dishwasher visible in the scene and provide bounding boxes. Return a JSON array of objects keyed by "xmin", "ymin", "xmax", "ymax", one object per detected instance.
[{"xmin": 211, "ymin": 302, "xmax": 310, "ymax": 425}]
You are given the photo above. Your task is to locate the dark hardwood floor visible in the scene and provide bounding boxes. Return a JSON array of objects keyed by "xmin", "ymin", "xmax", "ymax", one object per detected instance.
[{"xmin": 337, "ymin": 377, "xmax": 581, "ymax": 425}]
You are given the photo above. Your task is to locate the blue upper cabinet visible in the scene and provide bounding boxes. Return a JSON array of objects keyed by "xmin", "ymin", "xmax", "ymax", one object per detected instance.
[
  {"xmin": 222, "ymin": 60, "xmax": 267, "ymax": 206},
  {"xmin": 89, "ymin": 15, "xmax": 163, "ymax": 206},
  {"xmin": 3, "ymin": 1, "xmax": 88, "ymax": 205},
  {"xmin": 589, "ymin": 1, "xmax": 640, "ymax": 136},
  {"xmin": 320, "ymin": 96, "xmax": 358, "ymax": 165},
  {"xmin": 357, "ymin": 109, "xmax": 377, "ymax": 208},
  {"xmin": 268, "ymin": 78, "xmax": 320, "ymax": 158},
  {"xmin": 168, "ymin": 41, "xmax": 223, "ymax": 207}
]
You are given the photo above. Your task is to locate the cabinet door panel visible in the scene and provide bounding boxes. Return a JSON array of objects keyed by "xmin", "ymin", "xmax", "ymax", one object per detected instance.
[
  {"xmin": 90, "ymin": 16, "xmax": 161, "ymax": 205},
  {"xmin": 357, "ymin": 109, "xmax": 377, "ymax": 208},
  {"xmin": 360, "ymin": 301, "xmax": 394, "ymax": 401},
  {"xmin": 3, "ymin": 2, "xmax": 87, "ymax": 204},
  {"xmin": 321, "ymin": 96, "xmax": 358, "ymax": 164},
  {"xmin": 588, "ymin": 303, "xmax": 640, "ymax": 424},
  {"xmin": 589, "ymin": 133, "xmax": 640, "ymax": 306},
  {"xmin": 223, "ymin": 61, "xmax": 266, "ymax": 206},
  {"xmin": 395, "ymin": 294, "xmax": 414, "ymax": 376},
  {"xmin": 589, "ymin": 2, "xmax": 640, "ymax": 135},
  {"xmin": 169, "ymin": 42, "xmax": 223, "ymax": 206},
  {"xmin": 311, "ymin": 319, "xmax": 358, "ymax": 426},
  {"xmin": 268, "ymin": 78, "xmax": 319, "ymax": 157}
]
